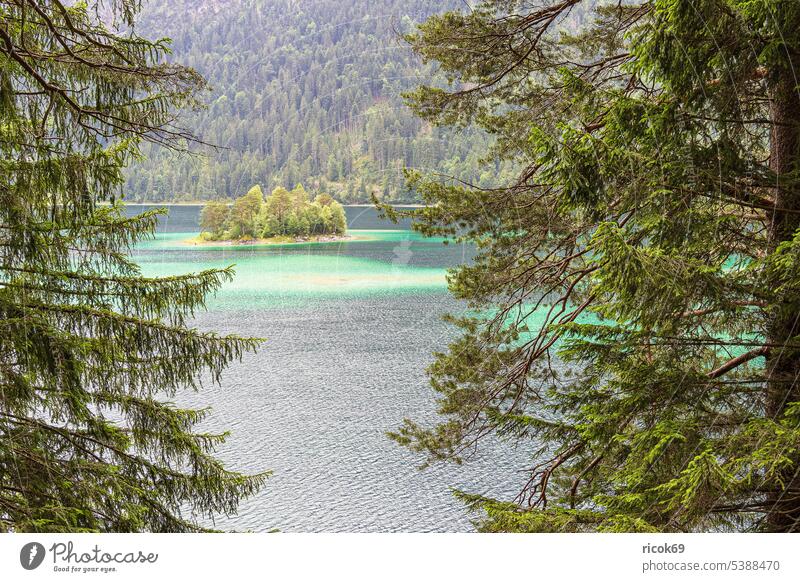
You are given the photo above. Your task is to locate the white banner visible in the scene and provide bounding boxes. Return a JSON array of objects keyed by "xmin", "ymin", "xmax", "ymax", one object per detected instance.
[{"xmin": 0, "ymin": 533, "xmax": 796, "ymax": 581}]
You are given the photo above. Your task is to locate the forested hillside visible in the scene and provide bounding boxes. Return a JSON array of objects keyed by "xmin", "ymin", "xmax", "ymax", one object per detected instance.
[{"xmin": 125, "ymin": 0, "xmax": 509, "ymax": 203}]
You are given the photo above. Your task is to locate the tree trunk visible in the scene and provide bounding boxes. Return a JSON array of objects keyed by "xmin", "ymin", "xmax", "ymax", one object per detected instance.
[{"xmin": 765, "ymin": 68, "xmax": 800, "ymax": 532}]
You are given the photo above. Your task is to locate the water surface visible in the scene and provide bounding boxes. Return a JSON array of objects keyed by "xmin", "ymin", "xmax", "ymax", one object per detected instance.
[{"xmin": 129, "ymin": 204, "xmax": 525, "ymax": 532}]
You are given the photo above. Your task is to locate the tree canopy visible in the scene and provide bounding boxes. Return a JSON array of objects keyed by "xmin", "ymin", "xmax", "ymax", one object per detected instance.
[
  {"xmin": 0, "ymin": 0, "xmax": 267, "ymax": 532},
  {"xmin": 391, "ymin": 0, "xmax": 800, "ymax": 532}
]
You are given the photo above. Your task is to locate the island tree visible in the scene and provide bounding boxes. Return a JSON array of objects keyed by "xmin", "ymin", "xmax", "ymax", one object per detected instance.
[
  {"xmin": 391, "ymin": 0, "xmax": 800, "ymax": 532},
  {"xmin": 227, "ymin": 185, "xmax": 264, "ymax": 239},
  {"xmin": 200, "ymin": 184, "xmax": 347, "ymax": 241},
  {"xmin": 0, "ymin": 0, "xmax": 267, "ymax": 531},
  {"xmin": 199, "ymin": 200, "xmax": 230, "ymax": 239},
  {"xmin": 262, "ymin": 186, "xmax": 294, "ymax": 232}
]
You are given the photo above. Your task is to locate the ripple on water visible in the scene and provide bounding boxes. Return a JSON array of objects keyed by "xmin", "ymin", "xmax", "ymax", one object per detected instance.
[{"xmin": 135, "ymin": 231, "xmax": 526, "ymax": 531}]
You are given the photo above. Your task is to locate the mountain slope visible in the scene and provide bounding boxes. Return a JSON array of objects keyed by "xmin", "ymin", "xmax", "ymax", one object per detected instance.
[{"xmin": 126, "ymin": 0, "xmax": 504, "ymax": 203}]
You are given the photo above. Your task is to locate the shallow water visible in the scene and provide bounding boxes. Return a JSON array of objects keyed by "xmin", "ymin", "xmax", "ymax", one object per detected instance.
[{"xmin": 128, "ymin": 204, "xmax": 526, "ymax": 532}]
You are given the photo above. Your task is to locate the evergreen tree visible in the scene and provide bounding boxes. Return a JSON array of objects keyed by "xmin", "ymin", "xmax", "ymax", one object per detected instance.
[
  {"xmin": 226, "ymin": 184, "xmax": 263, "ymax": 238},
  {"xmin": 291, "ymin": 183, "xmax": 309, "ymax": 206},
  {"xmin": 391, "ymin": 0, "xmax": 800, "ymax": 532},
  {"xmin": 327, "ymin": 203, "xmax": 347, "ymax": 235},
  {"xmin": 199, "ymin": 184, "xmax": 347, "ymax": 240},
  {"xmin": 264, "ymin": 186, "xmax": 293, "ymax": 233},
  {"xmin": 121, "ymin": 0, "xmax": 514, "ymax": 203},
  {"xmin": 0, "ymin": 0, "xmax": 267, "ymax": 532},
  {"xmin": 199, "ymin": 201, "xmax": 230, "ymax": 239},
  {"xmin": 314, "ymin": 193, "xmax": 334, "ymax": 207}
]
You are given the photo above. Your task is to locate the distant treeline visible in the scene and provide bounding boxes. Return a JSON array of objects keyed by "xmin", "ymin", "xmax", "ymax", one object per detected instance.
[
  {"xmin": 200, "ymin": 184, "xmax": 347, "ymax": 241},
  {"xmin": 124, "ymin": 0, "xmax": 516, "ymax": 204}
]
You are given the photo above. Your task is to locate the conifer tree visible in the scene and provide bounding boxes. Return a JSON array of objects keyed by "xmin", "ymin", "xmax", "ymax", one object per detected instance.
[
  {"xmin": 0, "ymin": 0, "xmax": 266, "ymax": 532},
  {"xmin": 392, "ymin": 0, "xmax": 800, "ymax": 532},
  {"xmin": 199, "ymin": 201, "xmax": 230, "ymax": 239}
]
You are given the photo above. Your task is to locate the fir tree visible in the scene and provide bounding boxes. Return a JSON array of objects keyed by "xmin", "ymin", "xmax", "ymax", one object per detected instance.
[
  {"xmin": 391, "ymin": 0, "xmax": 800, "ymax": 532},
  {"xmin": 0, "ymin": 0, "xmax": 267, "ymax": 532}
]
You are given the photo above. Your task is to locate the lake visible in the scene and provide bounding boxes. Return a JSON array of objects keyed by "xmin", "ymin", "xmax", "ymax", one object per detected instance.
[{"xmin": 128, "ymin": 204, "xmax": 524, "ymax": 532}]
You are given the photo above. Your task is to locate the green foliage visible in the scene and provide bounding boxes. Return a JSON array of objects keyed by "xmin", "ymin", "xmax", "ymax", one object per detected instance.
[
  {"xmin": 263, "ymin": 187, "xmax": 294, "ymax": 232},
  {"xmin": 122, "ymin": 0, "xmax": 515, "ymax": 204},
  {"xmin": 199, "ymin": 184, "xmax": 347, "ymax": 240},
  {"xmin": 200, "ymin": 201, "xmax": 230, "ymax": 238},
  {"xmin": 228, "ymin": 185, "xmax": 264, "ymax": 238},
  {"xmin": 0, "ymin": 0, "xmax": 267, "ymax": 532},
  {"xmin": 393, "ymin": 0, "xmax": 800, "ymax": 532}
]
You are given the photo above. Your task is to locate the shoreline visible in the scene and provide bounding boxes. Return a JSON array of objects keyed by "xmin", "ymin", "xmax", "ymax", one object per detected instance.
[{"xmin": 182, "ymin": 233, "xmax": 364, "ymax": 247}]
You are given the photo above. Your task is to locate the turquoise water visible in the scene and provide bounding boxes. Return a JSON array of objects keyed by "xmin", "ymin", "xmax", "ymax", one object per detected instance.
[
  {"xmin": 135, "ymin": 230, "xmax": 452, "ymax": 309},
  {"xmin": 137, "ymin": 228, "xmax": 443, "ymax": 250},
  {"xmin": 128, "ymin": 205, "xmax": 523, "ymax": 532}
]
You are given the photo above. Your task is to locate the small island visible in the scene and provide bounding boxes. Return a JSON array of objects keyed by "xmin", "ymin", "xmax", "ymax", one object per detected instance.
[{"xmin": 195, "ymin": 183, "xmax": 349, "ymax": 245}]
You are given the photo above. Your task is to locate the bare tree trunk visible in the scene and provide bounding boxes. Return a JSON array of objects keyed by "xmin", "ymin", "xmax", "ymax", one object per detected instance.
[{"xmin": 765, "ymin": 68, "xmax": 800, "ymax": 532}]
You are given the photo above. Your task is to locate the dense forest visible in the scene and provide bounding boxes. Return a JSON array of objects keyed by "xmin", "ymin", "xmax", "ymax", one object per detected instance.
[
  {"xmin": 1, "ymin": 0, "xmax": 266, "ymax": 532},
  {"xmin": 124, "ymin": 0, "xmax": 512, "ymax": 203}
]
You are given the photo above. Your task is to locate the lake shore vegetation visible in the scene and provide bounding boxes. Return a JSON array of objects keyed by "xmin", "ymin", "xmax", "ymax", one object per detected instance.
[{"xmin": 199, "ymin": 184, "xmax": 348, "ymax": 243}]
